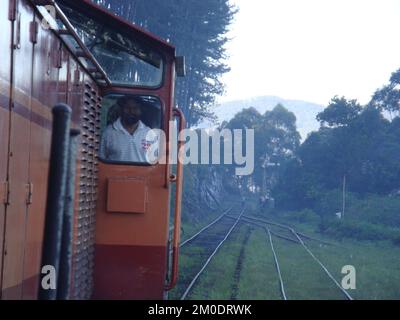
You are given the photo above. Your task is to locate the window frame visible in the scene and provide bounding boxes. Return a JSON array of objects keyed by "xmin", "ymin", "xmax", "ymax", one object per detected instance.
[
  {"xmin": 57, "ymin": 1, "xmax": 168, "ymax": 90},
  {"xmin": 98, "ymin": 93, "xmax": 165, "ymax": 167}
]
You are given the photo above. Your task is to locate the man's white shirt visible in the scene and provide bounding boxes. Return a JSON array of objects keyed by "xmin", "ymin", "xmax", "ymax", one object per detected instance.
[{"xmin": 99, "ymin": 118, "xmax": 158, "ymax": 163}]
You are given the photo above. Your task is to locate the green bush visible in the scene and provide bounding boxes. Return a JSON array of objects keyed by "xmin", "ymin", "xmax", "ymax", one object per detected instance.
[
  {"xmin": 392, "ymin": 234, "xmax": 400, "ymax": 247},
  {"xmin": 295, "ymin": 209, "xmax": 319, "ymax": 223},
  {"xmin": 276, "ymin": 208, "xmax": 319, "ymax": 224},
  {"xmin": 324, "ymin": 219, "xmax": 400, "ymax": 242},
  {"xmin": 346, "ymin": 194, "xmax": 400, "ymax": 227},
  {"xmin": 307, "ymin": 190, "xmax": 400, "ymax": 242}
]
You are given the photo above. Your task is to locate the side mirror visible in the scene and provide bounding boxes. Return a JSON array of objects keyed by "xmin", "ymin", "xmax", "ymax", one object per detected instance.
[{"xmin": 175, "ymin": 56, "xmax": 186, "ymax": 77}]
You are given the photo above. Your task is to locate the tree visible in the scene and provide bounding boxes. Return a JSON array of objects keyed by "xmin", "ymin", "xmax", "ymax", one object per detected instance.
[
  {"xmin": 261, "ymin": 104, "xmax": 300, "ymax": 158},
  {"xmin": 371, "ymin": 68, "xmax": 400, "ymax": 119},
  {"xmin": 275, "ymin": 96, "xmax": 400, "ymax": 213},
  {"xmin": 225, "ymin": 107, "xmax": 262, "ymax": 130},
  {"xmin": 316, "ymin": 96, "xmax": 362, "ymax": 127},
  {"xmin": 223, "ymin": 104, "xmax": 300, "ymax": 198}
]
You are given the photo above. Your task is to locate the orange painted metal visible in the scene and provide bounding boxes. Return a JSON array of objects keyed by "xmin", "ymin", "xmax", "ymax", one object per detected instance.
[
  {"xmin": 92, "ymin": 53, "xmax": 178, "ymax": 299},
  {"xmin": 0, "ymin": 0, "xmax": 13, "ymax": 298},
  {"xmin": 21, "ymin": 10, "xmax": 61, "ymax": 299},
  {"xmin": 0, "ymin": 0, "xmax": 101, "ymax": 299},
  {"xmin": 90, "ymin": 0, "xmax": 179, "ymax": 296},
  {"xmin": 95, "ymin": 164, "xmax": 170, "ymax": 246},
  {"xmin": 93, "ymin": 162, "xmax": 171, "ymax": 299},
  {"xmin": 0, "ymin": 0, "xmax": 183, "ymax": 300},
  {"xmin": 1, "ymin": 0, "xmax": 34, "ymax": 299},
  {"xmin": 69, "ymin": 77, "xmax": 101, "ymax": 300},
  {"xmin": 107, "ymin": 178, "xmax": 147, "ymax": 214},
  {"xmin": 93, "ymin": 244, "xmax": 167, "ymax": 299},
  {"xmin": 165, "ymin": 108, "xmax": 185, "ymax": 291}
]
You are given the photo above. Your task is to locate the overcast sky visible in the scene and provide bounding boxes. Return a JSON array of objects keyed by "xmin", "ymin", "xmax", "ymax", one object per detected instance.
[{"xmin": 219, "ymin": 0, "xmax": 400, "ymax": 106}]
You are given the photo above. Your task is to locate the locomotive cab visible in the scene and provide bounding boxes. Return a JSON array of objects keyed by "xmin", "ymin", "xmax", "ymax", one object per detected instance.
[
  {"xmin": 56, "ymin": 0, "xmax": 185, "ymax": 299},
  {"xmin": 0, "ymin": 0, "xmax": 184, "ymax": 300}
]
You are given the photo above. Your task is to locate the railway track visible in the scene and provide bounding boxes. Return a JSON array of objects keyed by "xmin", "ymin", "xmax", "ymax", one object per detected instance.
[
  {"xmin": 174, "ymin": 207, "xmax": 353, "ymax": 300},
  {"xmin": 230, "ymin": 225, "xmax": 254, "ymax": 300},
  {"xmin": 180, "ymin": 206, "xmax": 234, "ymax": 247},
  {"xmin": 233, "ymin": 215, "xmax": 353, "ymax": 300},
  {"xmin": 175, "ymin": 206, "xmax": 245, "ymax": 300},
  {"xmin": 265, "ymin": 226, "xmax": 287, "ymax": 300},
  {"xmin": 233, "ymin": 218, "xmax": 287, "ymax": 300},
  {"xmin": 243, "ymin": 215, "xmax": 339, "ymax": 247}
]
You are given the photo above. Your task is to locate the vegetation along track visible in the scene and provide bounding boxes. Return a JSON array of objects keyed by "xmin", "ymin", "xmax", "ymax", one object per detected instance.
[
  {"xmin": 230, "ymin": 224, "xmax": 254, "ymax": 300},
  {"xmin": 174, "ymin": 207, "xmax": 353, "ymax": 300},
  {"xmin": 175, "ymin": 206, "xmax": 245, "ymax": 300},
  {"xmin": 237, "ymin": 215, "xmax": 353, "ymax": 300}
]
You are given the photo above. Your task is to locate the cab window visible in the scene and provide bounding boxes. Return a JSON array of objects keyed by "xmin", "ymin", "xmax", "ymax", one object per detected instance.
[
  {"xmin": 59, "ymin": 4, "xmax": 164, "ymax": 87},
  {"xmin": 99, "ymin": 94, "xmax": 163, "ymax": 165}
]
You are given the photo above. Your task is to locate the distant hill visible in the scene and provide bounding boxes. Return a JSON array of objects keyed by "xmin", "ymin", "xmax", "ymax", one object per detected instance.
[{"xmin": 200, "ymin": 96, "xmax": 325, "ymax": 141}]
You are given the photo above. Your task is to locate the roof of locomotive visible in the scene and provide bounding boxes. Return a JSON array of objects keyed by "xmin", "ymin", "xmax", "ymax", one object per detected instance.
[{"xmin": 56, "ymin": 0, "xmax": 176, "ymax": 56}]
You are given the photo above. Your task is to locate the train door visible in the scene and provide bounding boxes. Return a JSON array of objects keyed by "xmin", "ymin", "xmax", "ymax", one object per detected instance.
[
  {"xmin": 93, "ymin": 94, "xmax": 172, "ymax": 300},
  {"xmin": 1, "ymin": 0, "xmax": 34, "ymax": 299},
  {"xmin": 0, "ymin": 0, "xmax": 13, "ymax": 297},
  {"xmin": 20, "ymin": 10, "xmax": 62, "ymax": 299},
  {"xmin": 90, "ymin": 32, "xmax": 180, "ymax": 301},
  {"xmin": 54, "ymin": 0, "xmax": 184, "ymax": 299}
]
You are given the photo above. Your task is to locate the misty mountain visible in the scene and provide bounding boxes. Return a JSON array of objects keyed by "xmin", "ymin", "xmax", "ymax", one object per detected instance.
[{"xmin": 201, "ymin": 96, "xmax": 325, "ymax": 141}]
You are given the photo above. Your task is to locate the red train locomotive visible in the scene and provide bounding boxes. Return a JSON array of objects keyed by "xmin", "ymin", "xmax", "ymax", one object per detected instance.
[{"xmin": 0, "ymin": 0, "xmax": 185, "ymax": 299}]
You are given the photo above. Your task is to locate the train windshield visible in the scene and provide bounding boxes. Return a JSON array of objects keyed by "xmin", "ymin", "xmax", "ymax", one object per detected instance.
[{"xmin": 58, "ymin": 4, "xmax": 164, "ymax": 87}]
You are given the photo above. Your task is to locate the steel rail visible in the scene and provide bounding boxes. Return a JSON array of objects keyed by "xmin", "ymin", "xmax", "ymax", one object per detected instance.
[
  {"xmin": 180, "ymin": 207, "xmax": 233, "ymax": 247},
  {"xmin": 264, "ymin": 227, "xmax": 287, "ymax": 300},
  {"xmin": 243, "ymin": 215, "xmax": 338, "ymax": 247},
  {"xmin": 227, "ymin": 217, "xmax": 288, "ymax": 299},
  {"xmin": 290, "ymin": 228, "xmax": 354, "ymax": 300},
  {"xmin": 232, "ymin": 216, "xmax": 299, "ymax": 244},
  {"xmin": 180, "ymin": 208, "xmax": 245, "ymax": 300},
  {"xmin": 237, "ymin": 216, "xmax": 351, "ymax": 300}
]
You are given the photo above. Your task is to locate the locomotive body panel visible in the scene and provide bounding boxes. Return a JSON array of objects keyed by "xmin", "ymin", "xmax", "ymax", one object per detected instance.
[
  {"xmin": 0, "ymin": 0, "xmax": 13, "ymax": 296},
  {"xmin": 21, "ymin": 10, "xmax": 61, "ymax": 299},
  {"xmin": 2, "ymin": 0, "xmax": 35, "ymax": 299},
  {"xmin": 0, "ymin": 0, "xmax": 183, "ymax": 300},
  {"xmin": 0, "ymin": 0, "xmax": 101, "ymax": 298},
  {"xmin": 93, "ymin": 163, "xmax": 170, "ymax": 299}
]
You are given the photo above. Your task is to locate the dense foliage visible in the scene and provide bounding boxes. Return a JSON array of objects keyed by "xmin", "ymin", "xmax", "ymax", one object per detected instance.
[
  {"xmin": 223, "ymin": 69, "xmax": 400, "ymax": 242},
  {"xmin": 222, "ymin": 104, "xmax": 300, "ymax": 197},
  {"xmin": 274, "ymin": 92, "xmax": 400, "ymax": 211},
  {"xmin": 271, "ymin": 69, "xmax": 400, "ymax": 242}
]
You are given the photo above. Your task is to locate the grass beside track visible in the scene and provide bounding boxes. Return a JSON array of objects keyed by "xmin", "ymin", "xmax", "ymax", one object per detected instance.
[{"xmin": 171, "ymin": 208, "xmax": 400, "ymax": 300}]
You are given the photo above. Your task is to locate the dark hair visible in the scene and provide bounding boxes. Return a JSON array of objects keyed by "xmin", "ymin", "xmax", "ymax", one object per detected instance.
[{"xmin": 117, "ymin": 95, "xmax": 144, "ymax": 109}]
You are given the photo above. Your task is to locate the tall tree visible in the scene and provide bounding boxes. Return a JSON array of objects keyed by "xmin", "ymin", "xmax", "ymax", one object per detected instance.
[
  {"xmin": 275, "ymin": 96, "xmax": 400, "ymax": 212},
  {"xmin": 224, "ymin": 105, "xmax": 300, "ymax": 196},
  {"xmin": 316, "ymin": 96, "xmax": 362, "ymax": 127},
  {"xmin": 371, "ymin": 68, "xmax": 400, "ymax": 120}
]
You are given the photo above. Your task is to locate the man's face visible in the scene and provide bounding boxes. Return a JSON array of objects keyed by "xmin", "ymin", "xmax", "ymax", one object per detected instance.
[{"xmin": 121, "ymin": 100, "xmax": 142, "ymax": 126}]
